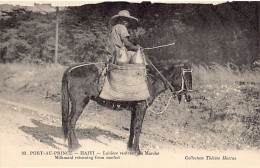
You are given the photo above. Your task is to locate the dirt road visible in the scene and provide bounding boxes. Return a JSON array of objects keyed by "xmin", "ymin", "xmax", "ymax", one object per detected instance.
[{"xmin": 0, "ymin": 97, "xmax": 173, "ymax": 167}]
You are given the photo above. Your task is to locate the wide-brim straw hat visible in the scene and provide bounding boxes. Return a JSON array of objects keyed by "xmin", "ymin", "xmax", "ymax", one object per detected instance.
[{"xmin": 110, "ymin": 10, "xmax": 138, "ymax": 26}]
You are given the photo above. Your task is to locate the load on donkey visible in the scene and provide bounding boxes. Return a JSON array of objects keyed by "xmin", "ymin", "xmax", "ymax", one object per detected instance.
[
  {"xmin": 61, "ymin": 10, "xmax": 193, "ymax": 154},
  {"xmin": 100, "ymin": 10, "xmax": 150, "ymax": 101}
]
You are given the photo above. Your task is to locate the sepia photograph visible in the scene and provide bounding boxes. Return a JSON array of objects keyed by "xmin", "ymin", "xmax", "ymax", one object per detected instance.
[{"xmin": 0, "ymin": 1, "xmax": 259, "ymax": 167}]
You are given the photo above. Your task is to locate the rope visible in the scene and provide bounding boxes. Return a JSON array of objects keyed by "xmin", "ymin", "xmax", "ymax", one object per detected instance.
[
  {"xmin": 68, "ymin": 62, "xmax": 106, "ymax": 73},
  {"xmin": 144, "ymin": 54, "xmax": 176, "ymax": 95},
  {"xmin": 141, "ymin": 42, "xmax": 175, "ymax": 50},
  {"xmin": 146, "ymin": 95, "xmax": 173, "ymax": 115},
  {"xmin": 174, "ymin": 69, "xmax": 194, "ymax": 94}
]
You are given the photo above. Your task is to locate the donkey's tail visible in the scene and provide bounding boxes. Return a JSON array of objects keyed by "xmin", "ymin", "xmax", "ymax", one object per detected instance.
[{"xmin": 61, "ymin": 71, "xmax": 69, "ymax": 141}]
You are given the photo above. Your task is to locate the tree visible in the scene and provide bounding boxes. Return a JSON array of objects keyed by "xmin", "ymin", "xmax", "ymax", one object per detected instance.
[{"xmin": 0, "ymin": 8, "xmax": 57, "ymax": 63}]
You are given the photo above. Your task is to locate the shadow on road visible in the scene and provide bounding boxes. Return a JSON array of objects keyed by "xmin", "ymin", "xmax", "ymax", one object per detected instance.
[{"xmin": 19, "ymin": 119, "xmax": 124, "ymax": 149}]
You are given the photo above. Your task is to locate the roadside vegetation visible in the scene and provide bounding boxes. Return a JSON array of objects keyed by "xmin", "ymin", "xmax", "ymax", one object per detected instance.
[{"xmin": 0, "ymin": 63, "xmax": 259, "ymax": 150}]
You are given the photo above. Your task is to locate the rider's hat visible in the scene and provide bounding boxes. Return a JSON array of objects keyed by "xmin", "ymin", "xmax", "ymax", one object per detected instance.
[{"xmin": 110, "ymin": 10, "xmax": 138, "ymax": 26}]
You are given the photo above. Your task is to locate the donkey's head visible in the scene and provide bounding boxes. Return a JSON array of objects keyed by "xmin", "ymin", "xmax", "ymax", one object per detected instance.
[
  {"xmin": 162, "ymin": 59, "xmax": 193, "ymax": 103},
  {"xmin": 179, "ymin": 68, "xmax": 193, "ymax": 102}
]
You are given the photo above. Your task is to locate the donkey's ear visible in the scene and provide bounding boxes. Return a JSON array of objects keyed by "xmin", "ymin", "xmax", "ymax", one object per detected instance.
[
  {"xmin": 183, "ymin": 60, "xmax": 191, "ymax": 68},
  {"xmin": 174, "ymin": 64, "xmax": 184, "ymax": 68},
  {"xmin": 171, "ymin": 59, "xmax": 189, "ymax": 67}
]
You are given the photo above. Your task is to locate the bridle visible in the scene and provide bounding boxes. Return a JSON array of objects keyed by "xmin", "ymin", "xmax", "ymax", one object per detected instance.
[
  {"xmin": 145, "ymin": 62, "xmax": 193, "ymax": 114},
  {"xmin": 141, "ymin": 42, "xmax": 194, "ymax": 96},
  {"xmin": 145, "ymin": 57, "xmax": 193, "ymax": 114},
  {"xmin": 175, "ymin": 68, "xmax": 193, "ymax": 95},
  {"xmin": 144, "ymin": 55, "xmax": 193, "ymax": 97}
]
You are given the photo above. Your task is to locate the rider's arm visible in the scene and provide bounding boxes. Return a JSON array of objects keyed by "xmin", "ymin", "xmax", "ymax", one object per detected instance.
[{"xmin": 122, "ymin": 37, "xmax": 139, "ymax": 51}]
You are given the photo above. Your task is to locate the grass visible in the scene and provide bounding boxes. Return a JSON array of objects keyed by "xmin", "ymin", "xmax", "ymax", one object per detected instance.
[
  {"xmin": 144, "ymin": 63, "xmax": 260, "ymax": 150},
  {"xmin": 0, "ymin": 62, "xmax": 259, "ymax": 150},
  {"xmin": 193, "ymin": 63, "xmax": 260, "ymax": 86},
  {"xmin": 0, "ymin": 63, "xmax": 66, "ymax": 101}
]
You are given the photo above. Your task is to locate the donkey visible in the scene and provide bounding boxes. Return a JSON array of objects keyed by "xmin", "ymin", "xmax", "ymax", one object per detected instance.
[{"xmin": 61, "ymin": 62, "xmax": 192, "ymax": 153}]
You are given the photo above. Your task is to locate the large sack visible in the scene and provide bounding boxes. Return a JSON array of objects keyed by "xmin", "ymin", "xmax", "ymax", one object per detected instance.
[{"xmin": 99, "ymin": 64, "xmax": 150, "ymax": 101}]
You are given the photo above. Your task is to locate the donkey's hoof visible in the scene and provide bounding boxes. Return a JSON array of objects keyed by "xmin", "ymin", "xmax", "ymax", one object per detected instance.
[
  {"xmin": 127, "ymin": 144, "xmax": 133, "ymax": 151},
  {"xmin": 135, "ymin": 150, "xmax": 143, "ymax": 156},
  {"xmin": 127, "ymin": 146, "xmax": 142, "ymax": 155},
  {"xmin": 69, "ymin": 144, "xmax": 82, "ymax": 152},
  {"xmin": 127, "ymin": 146, "xmax": 132, "ymax": 151},
  {"xmin": 185, "ymin": 95, "xmax": 191, "ymax": 102}
]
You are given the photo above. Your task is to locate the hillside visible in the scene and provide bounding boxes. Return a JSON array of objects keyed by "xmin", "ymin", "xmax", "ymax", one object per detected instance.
[
  {"xmin": 0, "ymin": 2, "xmax": 259, "ymax": 68},
  {"xmin": 0, "ymin": 3, "xmax": 59, "ymax": 14}
]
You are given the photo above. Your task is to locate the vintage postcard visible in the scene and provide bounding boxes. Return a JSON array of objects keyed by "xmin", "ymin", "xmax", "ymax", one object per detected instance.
[{"xmin": 0, "ymin": 1, "xmax": 259, "ymax": 167}]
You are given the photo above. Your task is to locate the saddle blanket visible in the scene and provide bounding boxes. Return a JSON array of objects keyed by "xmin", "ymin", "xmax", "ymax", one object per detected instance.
[{"xmin": 99, "ymin": 64, "xmax": 150, "ymax": 101}]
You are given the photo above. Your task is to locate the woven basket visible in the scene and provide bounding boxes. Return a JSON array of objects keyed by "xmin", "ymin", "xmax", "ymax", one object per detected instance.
[{"xmin": 99, "ymin": 64, "xmax": 150, "ymax": 101}]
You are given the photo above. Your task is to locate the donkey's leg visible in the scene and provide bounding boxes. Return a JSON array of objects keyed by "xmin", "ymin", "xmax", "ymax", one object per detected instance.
[
  {"xmin": 178, "ymin": 95, "xmax": 182, "ymax": 104},
  {"xmin": 185, "ymin": 94, "xmax": 191, "ymax": 102},
  {"xmin": 132, "ymin": 101, "xmax": 147, "ymax": 153},
  {"xmin": 127, "ymin": 107, "xmax": 136, "ymax": 150},
  {"xmin": 68, "ymin": 95, "xmax": 89, "ymax": 151}
]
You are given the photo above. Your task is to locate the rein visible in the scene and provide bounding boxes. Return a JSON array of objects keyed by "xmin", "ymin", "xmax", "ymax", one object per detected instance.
[
  {"xmin": 68, "ymin": 62, "xmax": 106, "ymax": 73},
  {"xmin": 146, "ymin": 95, "xmax": 173, "ymax": 115},
  {"xmin": 145, "ymin": 68, "xmax": 193, "ymax": 114},
  {"xmin": 144, "ymin": 55, "xmax": 177, "ymax": 95},
  {"xmin": 145, "ymin": 66, "xmax": 192, "ymax": 115},
  {"xmin": 144, "ymin": 54, "xmax": 193, "ymax": 114},
  {"xmin": 144, "ymin": 55, "xmax": 193, "ymax": 96}
]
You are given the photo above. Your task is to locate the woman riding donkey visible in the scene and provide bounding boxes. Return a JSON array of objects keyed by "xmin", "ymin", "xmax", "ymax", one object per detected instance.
[
  {"xmin": 106, "ymin": 10, "xmax": 144, "ymax": 65},
  {"xmin": 61, "ymin": 10, "xmax": 193, "ymax": 153}
]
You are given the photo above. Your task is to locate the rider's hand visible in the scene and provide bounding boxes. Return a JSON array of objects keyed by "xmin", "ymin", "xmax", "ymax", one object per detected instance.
[{"xmin": 135, "ymin": 45, "xmax": 142, "ymax": 51}]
